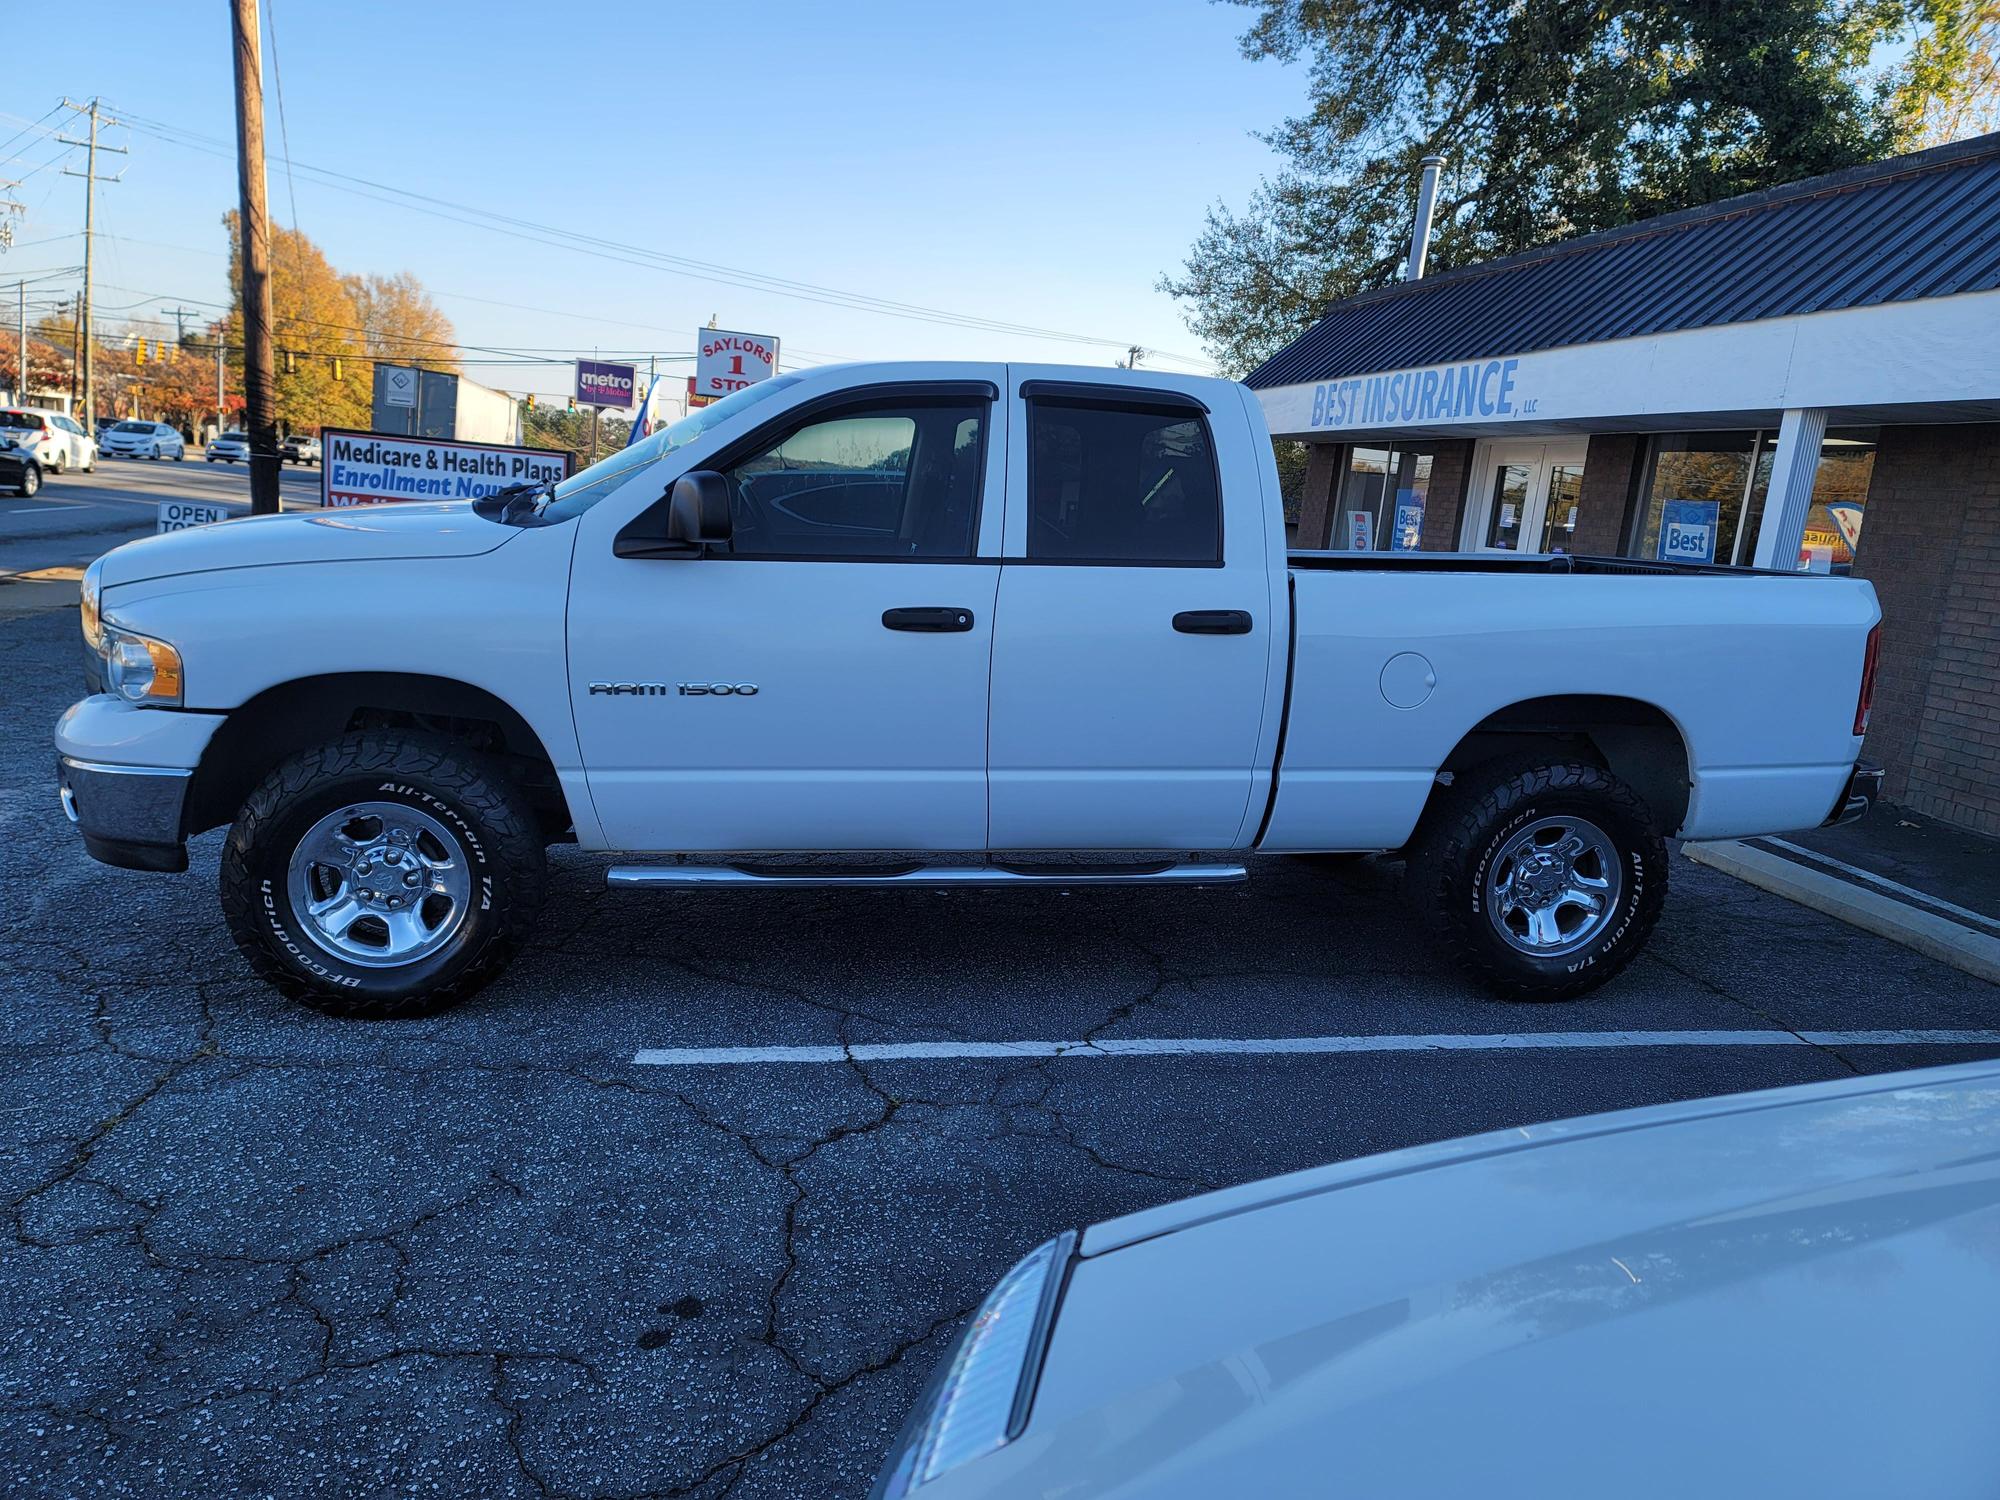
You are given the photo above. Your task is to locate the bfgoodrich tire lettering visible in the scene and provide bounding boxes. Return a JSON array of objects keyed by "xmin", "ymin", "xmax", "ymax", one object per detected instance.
[
  {"xmin": 220, "ymin": 731, "xmax": 547, "ymax": 1018},
  {"xmin": 1416, "ymin": 759, "xmax": 1667, "ymax": 1002}
]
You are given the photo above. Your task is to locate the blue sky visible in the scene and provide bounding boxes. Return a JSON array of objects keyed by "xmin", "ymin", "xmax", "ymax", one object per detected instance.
[{"xmin": 0, "ymin": 0, "xmax": 1305, "ymax": 397}]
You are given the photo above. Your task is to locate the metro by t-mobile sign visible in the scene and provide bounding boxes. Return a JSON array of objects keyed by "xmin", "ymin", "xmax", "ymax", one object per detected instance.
[
  {"xmin": 575, "ymin": 359, "xmax": 638, "ymax": 410},
  {"xmin": 696, "ymin": 329, "xmax": 779, "ymax": 400}
]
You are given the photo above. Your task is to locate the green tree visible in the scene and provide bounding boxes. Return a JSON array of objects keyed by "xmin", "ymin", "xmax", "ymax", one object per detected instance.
[
  {"xmin": 1165, "ymin": 1, "xmax": 1992, "ymax": 374},
  {"xmin": 522, "ymin": 403, "xmax": 630, "ymax": 462}
]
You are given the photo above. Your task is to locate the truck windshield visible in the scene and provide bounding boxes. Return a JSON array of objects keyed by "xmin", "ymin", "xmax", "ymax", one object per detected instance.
[{"xmin": 539, "ymin": 375, "xmax": 803, "ymax": 523}]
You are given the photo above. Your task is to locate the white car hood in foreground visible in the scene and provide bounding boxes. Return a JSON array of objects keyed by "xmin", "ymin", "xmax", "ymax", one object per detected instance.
[
  {"xmin": 96, "ymin": 501, "xmax": 517, "ymax": 589},
  {"xmin": 956, "ymin": 1062, "xmax": 2000, "ymax": 1498}
]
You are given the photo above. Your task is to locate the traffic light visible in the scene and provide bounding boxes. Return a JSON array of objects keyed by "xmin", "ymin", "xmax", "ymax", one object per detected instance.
[
  {"xmin": 526, "ymin": 393, "xmax": 536, "ymax": 410},
  {"xmin": 331, "ymin": 357, "xmax": 344, "ymax": 382},
  {"xmin": 566, "ymin": 396, "xmax": 576, "ymax": 413},
  {"xmin": 135, "ymin": 339, "xmax": 147, "ymax": 365},
  {"xmin": 284, "ymin": 350, "xmax": 297, "ymax": 375}
]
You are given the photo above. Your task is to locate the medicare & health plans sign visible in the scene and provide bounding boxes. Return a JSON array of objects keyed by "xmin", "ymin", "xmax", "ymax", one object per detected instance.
[{"xmin": 320, "ymin": 430, "xmax": 574, "ymax": 508}]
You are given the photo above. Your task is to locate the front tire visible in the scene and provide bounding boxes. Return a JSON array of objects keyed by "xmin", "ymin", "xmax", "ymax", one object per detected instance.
[
  {"xmin": 1414, "ymin": 760, "xmax": 1666, "ymax": 1002},
  {"xmin": 220, "ymin": 732, "xmax": 548, "ymax": 1018}
]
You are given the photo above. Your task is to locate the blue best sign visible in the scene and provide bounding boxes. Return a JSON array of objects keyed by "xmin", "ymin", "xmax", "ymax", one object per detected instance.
[{"xmin": 1659, "ymin": 499, "xmax": 1721, "ymax": 564}]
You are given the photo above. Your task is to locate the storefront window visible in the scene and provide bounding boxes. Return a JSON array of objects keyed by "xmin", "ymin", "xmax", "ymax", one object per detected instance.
[
  {"xmin": 1798, "ymin": 428, "xmax": 1877, "ymax": 573},
  {"xmin": 1629, "ymin": 432, "xmax": 1768, "ymax": 566},
  {"xmin": 1629, "ymin": 427, "xmax": 1876, "ymax": 570},
  {"xmin": 1338, "ymin": 445, "xmax": 1433, "ymax": 550}
]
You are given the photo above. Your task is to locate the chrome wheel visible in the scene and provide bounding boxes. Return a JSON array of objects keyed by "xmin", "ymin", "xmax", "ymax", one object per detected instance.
[
  {"xmin": 286, "ymin": 801, "xmax": 472, "ymax": 968},
  {"xmin": 1484, "ymin": 815, "xmax": 1622, "ymax": 957}
]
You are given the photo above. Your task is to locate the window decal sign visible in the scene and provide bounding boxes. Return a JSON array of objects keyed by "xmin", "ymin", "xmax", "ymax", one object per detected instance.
[
  {"xmin": 1346, "ymin": 509, "xmax": 1373, "ymax": 551},
  {"xmin": 1393, "ymin": 489, "xmax": 1424, "ymax": 550},
  {"xmin": 1659, "ymin": 498, "xmax": 1721, "ymax": 563}
]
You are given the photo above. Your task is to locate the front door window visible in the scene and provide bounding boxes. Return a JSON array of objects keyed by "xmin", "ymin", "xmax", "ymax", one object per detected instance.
[
  {"xmin": 1484, "ymin": 463, "xmax": 1532, "ymax": 550},
  {"xmin": 1537, "ymin": 463, "xmax": 1585, "ymax": 552},
  {"xmin": 1471, "ymin": 441, "xmax": 1590, "ymax": 553}
]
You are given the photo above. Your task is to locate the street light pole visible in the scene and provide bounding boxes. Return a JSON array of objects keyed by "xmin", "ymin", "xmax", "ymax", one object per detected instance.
[{"xmin": 229, "ymin": 0, "xmax": 282, "ymax": 515}]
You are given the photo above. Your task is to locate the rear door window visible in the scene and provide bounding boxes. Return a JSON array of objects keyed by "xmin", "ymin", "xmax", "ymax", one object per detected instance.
[{"xmin": 1026, "ymin": 400, "xmax": 1220, "ymax": 563}]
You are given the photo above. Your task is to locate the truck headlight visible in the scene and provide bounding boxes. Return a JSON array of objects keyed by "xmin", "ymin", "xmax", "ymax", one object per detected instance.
[
  {"xmin": 80, "ymin": 558, "xmax": 103, "ymax": 651},
  {"xmin": 872, "ymin": 1232, "xmax": 1076, "ymax": 1498},
  {"xmin": 99, "ymin": 623, "xmax": 183, "ymax": 705}
]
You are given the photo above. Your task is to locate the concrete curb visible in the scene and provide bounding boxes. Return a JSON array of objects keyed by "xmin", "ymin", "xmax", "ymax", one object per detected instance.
[{"xmin": 1684, "ymin": 839, "xmax": 2000, "ymax": 985}]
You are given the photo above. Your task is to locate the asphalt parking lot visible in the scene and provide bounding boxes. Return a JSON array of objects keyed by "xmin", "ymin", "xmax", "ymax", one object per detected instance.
[{"xmin": 5, "ymin": 529, "xmax": 1999, "ymax": 1495}]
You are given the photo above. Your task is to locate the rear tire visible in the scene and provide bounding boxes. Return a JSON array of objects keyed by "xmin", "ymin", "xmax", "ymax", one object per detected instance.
[
  {"xmin": 220, "ymin": 732, "xmax": 548, "ymax": 1018},
  {"xmin": 1412, "ymin": 760, "xmax": 1666, "ymax": 1002},
  {"xmin": 17, "ymin": 462, "xmax": 40, "ymax": 497}
]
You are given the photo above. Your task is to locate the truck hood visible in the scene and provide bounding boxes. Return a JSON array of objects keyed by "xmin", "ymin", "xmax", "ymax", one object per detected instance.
[
  {"xmin": 97, "ymin": 501, "xmax": 517, "ymax": 589},
  {"xmin": 977, "ymin": 1063, "xmax": 2000, "ymax": 1497}
]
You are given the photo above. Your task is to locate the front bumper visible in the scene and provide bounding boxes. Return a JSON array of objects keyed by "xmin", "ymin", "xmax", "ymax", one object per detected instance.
[
  {"xmin": 1823, "ymin": 761, "xmax": 1884, "ymax": 828},
  {"xmin": 55, "ymin": 696, "xmax": 227, "ymax": 873},
  {"xmin": 59, "ymin": 757, "xmax": 193, "ymax": 872}
]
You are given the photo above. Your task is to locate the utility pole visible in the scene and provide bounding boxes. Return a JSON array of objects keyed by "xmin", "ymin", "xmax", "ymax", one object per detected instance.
[
  {"xmin": 59, "ymin": 99, "xmax": 126, "ymax": 440},
  {"xmin": 1125, "ymin": 345, "xmax": 1144, "ymax": 371},
  {"xmin": 215, "ymin": 339, "xmax": 226, "ymax": 431},
  {"xmin": 13, "ymin": 280, "xmax": 23, "ymax": 401},
  {"xmin": 229, "ymin": 0, "xmax": 281, "ymax": 515},
  {"xmin": 162, "ymin": 305, "xmax": 201, "ymax": 346}
]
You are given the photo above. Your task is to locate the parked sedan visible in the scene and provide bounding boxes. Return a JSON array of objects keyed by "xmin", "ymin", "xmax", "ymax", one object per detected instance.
[
  {"xmin": 279, "ymin": 433, "xmax": 321, "ymax": 464},
  {"xmin": 99, "ymin": 420, "xmax": 187, "ymax": 461},
  {"xmin": 206, "ymin": 430, "xmax": 249, "ymax": 463},
  {"xmin": 0, "ymin": 407, "xmax": 96, "ymax": 473},
  {"xmin": 879, "ymin": 1062, "xmax": 2000, "ymax": 1498},
  {"xmin": 0, "ymin": 441, "xmax": 41, "ymax": 496}
]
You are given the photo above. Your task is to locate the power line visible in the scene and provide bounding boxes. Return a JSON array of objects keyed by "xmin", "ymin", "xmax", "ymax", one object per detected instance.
[
  {"xmin": 262, "ymin": 0, "xmax": 302, "ymax": 233},
  {"xmin": 113, "ymin": 107, "xmax": 1213, "ymax": 368}
]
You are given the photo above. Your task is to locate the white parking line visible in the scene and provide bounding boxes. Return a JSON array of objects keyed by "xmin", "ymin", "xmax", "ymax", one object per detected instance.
[{"xmin": 633, "ymin": 1029, "xmax": 2000, "ymax": 1066}]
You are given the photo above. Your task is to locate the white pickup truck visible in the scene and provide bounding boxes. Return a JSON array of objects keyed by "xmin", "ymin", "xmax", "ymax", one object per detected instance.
[{"xmin": 55, "ymin": 363, "xmax": 1884, "ymax": 1017}]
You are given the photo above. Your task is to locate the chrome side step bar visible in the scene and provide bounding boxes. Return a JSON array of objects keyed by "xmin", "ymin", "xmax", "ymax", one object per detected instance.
[{"xmin": 606, "ymin": 860, "xmax": 1248, "ymax": 889}]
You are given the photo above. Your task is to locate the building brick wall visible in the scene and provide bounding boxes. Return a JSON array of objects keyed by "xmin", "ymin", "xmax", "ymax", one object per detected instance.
[
  {"xmin": 1573, "ymin": 434, "xmax": 1642, "ymax": 555},
  {"xmin": 1420, "ymin": 440, "xmax": 1474, "ymax": 550},
  {"xmin": 1296, "ymin": 442, "xmax": 1342, "ymax": 549},
  {"xmin": 1855, "ymin": 423, "xmax": 2000, "ymax": 836}
]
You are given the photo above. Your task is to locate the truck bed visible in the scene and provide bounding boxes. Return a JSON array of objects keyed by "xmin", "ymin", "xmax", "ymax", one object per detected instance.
[{"xmin": 1261, "ymin": 557, "xmax": 1878, "ymax": 853}]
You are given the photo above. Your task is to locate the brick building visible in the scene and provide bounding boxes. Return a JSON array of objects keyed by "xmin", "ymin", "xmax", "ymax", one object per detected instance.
[{"xmin": 1246, "ymin": 133, "xmax": 2000, "ymax": 836}]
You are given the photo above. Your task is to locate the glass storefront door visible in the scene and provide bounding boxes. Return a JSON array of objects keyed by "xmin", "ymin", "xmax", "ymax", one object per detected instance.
[{"xmin": 1468, "ymin": 439, "xmax": 1590, "ymax": 553}]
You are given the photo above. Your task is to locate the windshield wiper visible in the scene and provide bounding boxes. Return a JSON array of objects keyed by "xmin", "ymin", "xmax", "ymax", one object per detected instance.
[{"xmin": 472, "ymin": 479, "xmax": 555, "ymax": 526}]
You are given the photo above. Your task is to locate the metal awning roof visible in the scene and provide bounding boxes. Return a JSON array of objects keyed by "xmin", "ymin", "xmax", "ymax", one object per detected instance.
[{"xmin": 1245, "ymin": 132, "xmax": 2000, "ymax": 391}]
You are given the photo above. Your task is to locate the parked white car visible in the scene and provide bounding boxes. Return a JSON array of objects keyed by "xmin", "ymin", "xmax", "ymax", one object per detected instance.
[
  {"xmin": 54, "ymin": 363, "xmax": 1882, "ymax": 1017},
  {"xmin": 206, "ymin": 430, "xmax": 249, "ymax": 462},
  {"xmin": 99, "ymin": 420, "xmax": 186, "ymax": 461},
  {"xmin": 0, "ymin": 407, "xmax": 96, "ymax": 473},
  {"xmin": 878, "ymin": 1061, "xmax": 2000, "ymax": 1498}
]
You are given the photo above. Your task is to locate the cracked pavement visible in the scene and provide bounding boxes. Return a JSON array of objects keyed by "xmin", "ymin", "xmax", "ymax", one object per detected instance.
[{"xmin": 6, "ymin": 602, "xmax": 1999, "ymax": 1497}]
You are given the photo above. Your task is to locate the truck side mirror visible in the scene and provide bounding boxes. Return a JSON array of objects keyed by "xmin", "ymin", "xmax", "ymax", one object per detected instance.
[{"xmin": 666, "ymin": 471, "xmax": 732, "ymax": 551}]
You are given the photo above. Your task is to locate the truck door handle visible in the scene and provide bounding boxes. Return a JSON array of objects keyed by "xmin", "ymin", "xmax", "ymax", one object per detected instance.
[
  {"xmin": 883, "ymin": 607, "xmax": 975, "ymax": 633},
  {"xmin": 1173, "ymin": 610, "xmax": 1252, "ymax": 635}
]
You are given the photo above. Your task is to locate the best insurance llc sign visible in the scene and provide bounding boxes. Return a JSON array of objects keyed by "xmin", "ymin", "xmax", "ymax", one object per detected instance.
[{"xmin": 696, "ymin": 329, "xmax": 779, "ymax": 401}]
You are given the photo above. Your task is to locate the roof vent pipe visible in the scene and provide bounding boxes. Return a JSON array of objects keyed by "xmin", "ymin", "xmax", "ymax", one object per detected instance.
[{"xmin": 1407, "ymin": 154, "xmax": 1445, "ymax": 280}]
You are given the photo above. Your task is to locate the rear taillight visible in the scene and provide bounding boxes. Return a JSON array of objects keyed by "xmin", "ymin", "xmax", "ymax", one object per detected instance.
[{"xmin": 1854, "ymin": 624, "xmax": 1881, "ymax": 736}]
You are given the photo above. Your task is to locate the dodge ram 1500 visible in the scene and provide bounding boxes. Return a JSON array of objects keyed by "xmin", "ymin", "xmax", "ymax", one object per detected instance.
[{"xmin": 55, "ymin": 363, "xmax": 1883, "ymax": 1016}]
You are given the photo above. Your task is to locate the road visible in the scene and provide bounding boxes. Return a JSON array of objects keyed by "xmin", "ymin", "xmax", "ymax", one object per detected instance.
[
  {"xmin": 3, "ymin": 482, "xmax": 1998, "ymax": 1496},
  {"xmin": 0, "ymin": 456, "xmax": 324, "ymax": 581}
]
